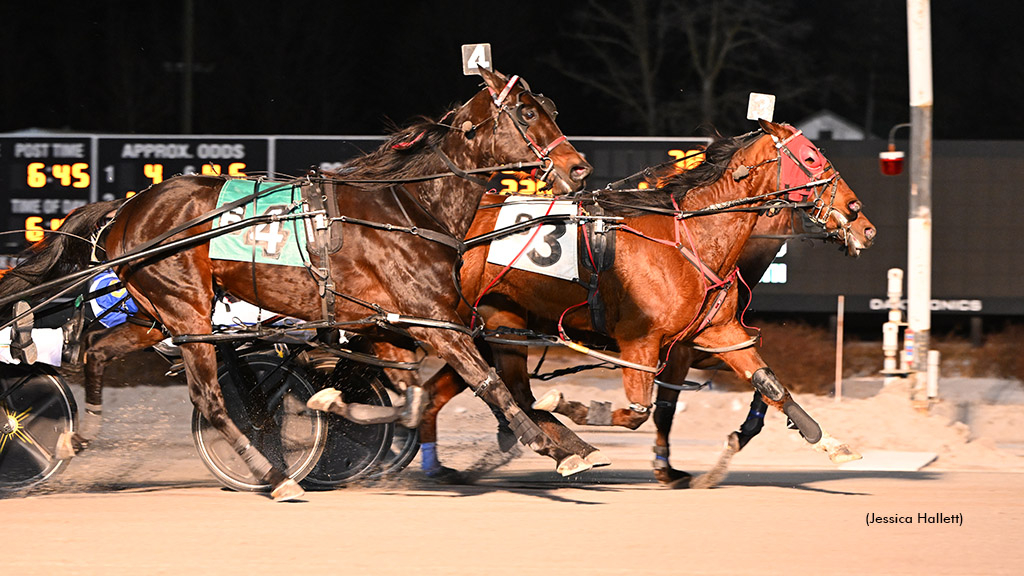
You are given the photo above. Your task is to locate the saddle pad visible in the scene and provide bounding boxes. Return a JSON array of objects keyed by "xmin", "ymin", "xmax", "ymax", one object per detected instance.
[
  {"xmin": 209, "ymin": 179, "xmax": 310, "ymax": 267},
  {"xmin": 485, "ymin": 199, "xmax": 578, "ymax": 282}
]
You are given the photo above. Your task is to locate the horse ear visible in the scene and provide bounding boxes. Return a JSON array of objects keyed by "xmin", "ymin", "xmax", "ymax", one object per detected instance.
[
  {"xmin": 758, "ymin": 118, "xmax": 789, "ymax": 140},
  {"xmin": 478, "ymin": 67, "xmax": 508, "ymax": 93}
]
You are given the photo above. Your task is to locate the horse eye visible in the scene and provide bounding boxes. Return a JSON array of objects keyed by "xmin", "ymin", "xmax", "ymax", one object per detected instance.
[{"xmin": 521, "ymin": 107, "xmax": 537, "ymax": 121}]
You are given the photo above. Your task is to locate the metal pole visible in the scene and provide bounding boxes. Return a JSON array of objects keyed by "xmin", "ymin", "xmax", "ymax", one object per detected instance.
[
  {"xmin": 835, "ymin": 295, "xmax": 844, "ymax": 402},
  {"xmin": 906, "ymin": 0, "xmax": 933, "ymax": 406}
]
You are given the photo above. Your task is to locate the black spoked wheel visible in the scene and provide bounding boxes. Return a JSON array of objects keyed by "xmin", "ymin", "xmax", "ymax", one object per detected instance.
[
  {"xmin": 192, "ymin": 352, "xmax": 327, "ymax": 492},
  {"xmin": 366, "ymin": 421, "xmax": 419, "ymax": 480},
  {"xmin": 0, "ymin": 364, "xmax": 77, "ymax": 492},
  {"xmin": 301, "ymin": 360, "xmax": 397, "ymax": 488}
]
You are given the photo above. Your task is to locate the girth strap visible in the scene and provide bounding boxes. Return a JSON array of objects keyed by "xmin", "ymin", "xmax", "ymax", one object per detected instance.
[{"xmin": 578, "ymin": 202, "xmax": 616, "ymax": 334}]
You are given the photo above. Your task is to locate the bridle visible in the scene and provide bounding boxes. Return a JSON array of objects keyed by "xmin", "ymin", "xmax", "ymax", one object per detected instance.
[
  {"xmin": 486, "ymin": 74, "xmax": 571, "ymax": 188},
  {"xmin": 770, "ymin": 127, "xmax": 856, "ymax": 248}
]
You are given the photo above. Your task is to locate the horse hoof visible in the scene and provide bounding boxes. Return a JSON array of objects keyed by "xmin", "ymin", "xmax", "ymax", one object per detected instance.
[
  {"xmin": 271, "ymin": 478, "xmax": 305, "ymax": 502},
  {"xmin": 532, "ymin": 389, "xmax": 563, "ymax": 412},
  {"xmin": 812, "ymin": 432, "xmax": 863, "ymax": 464},
  {"xmin": 306, "ymin": 388, "xmax": 343, "ymax": 413},
  {"xmin": 496, "ymin": 427, "xmax": 517, "ymax": 452},
  {"xmin": 426, "ymin": 466, "xmax": 468, "ymax": 485},
  {"xmin": 828, "ymin": 444, "xmax": 862, "ymax": 464},
  {"xmin": 584, "ymin": 450, "xmax": 612, "ymax": 467},
  {"xmin": 653, "ymin": 467, "xmax": 691, "ymax": 487},
  {"xmin": 55, "ymin": 432, "xmax": 76, "ymax": 460},
  {"xmin": 399, "ymin": 386, "xmax": 427, "ymax": 429},
  {"xmin": 556, "ymin": 454, "xmax": 592, "ymax": 477},
  {"xmin": 70, "ymin": 432, "xmax": 90, "ymax": 454}
]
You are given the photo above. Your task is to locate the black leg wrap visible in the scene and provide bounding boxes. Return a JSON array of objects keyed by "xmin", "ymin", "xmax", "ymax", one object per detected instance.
[
  {"xmin": 782, "ymin": 398, "xmax": 822, "ymax": 444},
  {"xmin": 735, "ymin": 392, "xmax": 768, "ymax": 449},
  {"xmin": 750, "ymin": 367, "xmax": 785, "ymax": 402},
  {"xmin": 508, "ymin": 409, "xmax": 542, "ymax": 446},
  {"xmin": 652, "ymin": 404, "xmax": 675, "ymax": 432},
  {"xmin": 586, "ymin": 401, "xmax": 613, "ymax": 426}
]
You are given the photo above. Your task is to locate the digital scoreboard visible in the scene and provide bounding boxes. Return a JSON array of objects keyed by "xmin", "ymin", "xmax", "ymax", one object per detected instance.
[
  {"xmin": 95, "ymin": 137, "xmax": 270, "ymax": 200},
  {"xmin": 0, "ymin": 136, "xmax": 93, "ymax": 249}
]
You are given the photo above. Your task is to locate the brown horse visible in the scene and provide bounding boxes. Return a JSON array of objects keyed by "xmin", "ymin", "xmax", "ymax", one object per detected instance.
[
  {"xmin": 416, "ymin": 120, "xmax": 875, "ymax": 483},
  {"xmin": 5, "ymin": 69, "xmax": 592, "ymax": 500}
]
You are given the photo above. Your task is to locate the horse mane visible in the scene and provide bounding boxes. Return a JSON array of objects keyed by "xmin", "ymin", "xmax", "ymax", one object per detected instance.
[
  {"xmin": 594, "ymin": 130, "xmax": 763, "ymax": 216},
  {"xmin": 0, "ymin": 198, "xmax": 124, "ymax": 308},
  {"xmin": 324, "ymin": 118, "xmax": 450, "ymax": 188}
]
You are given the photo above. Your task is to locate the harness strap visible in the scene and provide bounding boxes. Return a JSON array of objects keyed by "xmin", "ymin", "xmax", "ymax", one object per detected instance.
[
  {"xmin": 428, "ymin": 142, "xmax": 492, "ymax": 187},
  {"xmin": 336, "ymin": 215, "xmax": 466, "ymax": 253},
  {"xmin": 491, "ymin": 75, "xmax": 520, "ymax": 106}
]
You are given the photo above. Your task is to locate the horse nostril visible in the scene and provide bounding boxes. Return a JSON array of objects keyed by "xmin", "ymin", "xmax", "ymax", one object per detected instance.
[
  {"xmin": 571, "ymin": 164, "xmax": 592, "ymax": 182},
  {"xmin": 848, "ymin": 200, "xmax": 861, "ymax": 213},
  {"xmin": 865, "ymin": 227, "xmax": 876, "ymax": 240}
]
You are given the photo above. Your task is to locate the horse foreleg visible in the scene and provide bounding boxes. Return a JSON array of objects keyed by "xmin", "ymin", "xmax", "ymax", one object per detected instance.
[
  {"xmin": 704, "ymin": 330, "xmax": 861, "ymax": 464},
  {"xmin": 420, "ymin": 330, "xmax": 591, "ymax": 477},
  {"xmin": 483, "ymin": 337, "xmax": 607, "ymax": 467},
  {"xmin": 415, "ymin": 364, "xmax": 470, "ymax": 482}
]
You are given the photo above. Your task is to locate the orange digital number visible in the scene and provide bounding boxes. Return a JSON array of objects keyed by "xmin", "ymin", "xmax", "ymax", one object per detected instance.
[
  {"xmin": 52, "ymin": 164, "xmax": 72, "ymax": 186},
  {"xmin": 26, "ymin": 162, "xmax": 90, "ymax": 188},
  {"xmin": 23, "ymin": 217, "xmax": 61, "ymax": 242},
  {"xmin": 144, "ymin": 163, "xmax": 164, "ymax": 184},
  {"xmin": 668, "ymin": 149, "xmax": 705, "ymax": 171},
  {"xmin": 228, "ymin": 162, "xmax": 247, "ymax": 177},
  {"xmin": 71, "ymin": 163, "xmax": 90, "ymax": 188},
  {"xmin": 499, "ymin": 178, "xmax": 519, "ymax": 195},
  {"xmin": 25, "ymin": 216, "xmax": 44, "ymax": 242},
  {"xmin": 27, "ymin": 162, "xmax": 46, "ymax": 188},
  {"xmin": 498, "ymin": 175, "xmax": 550, "ymax": 196},
  {"xmin": 201, "ymin": 164, "xmax": 222, "ymax": 176}
]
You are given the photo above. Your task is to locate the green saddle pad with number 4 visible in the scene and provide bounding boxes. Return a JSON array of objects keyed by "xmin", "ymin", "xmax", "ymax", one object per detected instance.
[{"xmin": 208, "ymin": 179, "xmax": 310, "ymax": 267}]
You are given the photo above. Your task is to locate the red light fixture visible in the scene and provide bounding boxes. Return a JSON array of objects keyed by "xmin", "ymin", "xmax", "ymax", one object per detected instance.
[{"xmin": 879, "ymin": 122, "xmax": 911, "ymax": 176}]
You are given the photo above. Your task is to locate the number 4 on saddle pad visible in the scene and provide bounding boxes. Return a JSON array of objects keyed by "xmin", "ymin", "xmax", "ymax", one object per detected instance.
[{"xmin": 208, "ymin": 179, "xmax": 310, "ymax": 267}]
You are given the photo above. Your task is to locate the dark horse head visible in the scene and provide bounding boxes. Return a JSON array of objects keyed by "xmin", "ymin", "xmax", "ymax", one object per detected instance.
[
  {"xmin": 462, "ymin": 68, "xmax": 592, "ymax": 195},
  {"xmin": 350, "ymin": 68, "xmax": 591, "ymax": 198}
]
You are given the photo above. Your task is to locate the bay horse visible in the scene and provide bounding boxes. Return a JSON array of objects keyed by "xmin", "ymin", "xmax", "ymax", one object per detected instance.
[
  {"xmin": 1, "ymin": 68, "xmax": 592, "ymax": 500},
  {"xmin": 416, "ymin": 119, "xmax": 875, "ymax": 483}
]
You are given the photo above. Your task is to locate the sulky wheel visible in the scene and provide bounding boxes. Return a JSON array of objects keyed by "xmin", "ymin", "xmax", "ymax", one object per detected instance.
[
  {"xmin": 192, "ymin": 352, "xmax": 327, "ymax": 492},
  {"xmin": 300, "ymin": 357, "xmax": 401, "ymax": 488},
  {"xmin": 0, "ymin": 363, "xmax": 77, "ymax": 492},
  {"xmin": 366, "ymin": 421, "xmax": 419, "ymax": 480}
]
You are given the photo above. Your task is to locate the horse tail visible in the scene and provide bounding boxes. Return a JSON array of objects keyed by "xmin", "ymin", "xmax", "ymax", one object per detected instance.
[{"xmin": 0, "ymin": 198, "xmax": 127, "ymax": 302}]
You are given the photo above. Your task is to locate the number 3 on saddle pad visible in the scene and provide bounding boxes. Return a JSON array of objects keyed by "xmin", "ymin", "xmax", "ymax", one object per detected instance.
[
  {"xmin": 485, "ymin": 199, "xmax": 578, "ymax": 281},
  {"xmin": 209, "ymin": 179, "xmax": 310, "ymax": 267}
]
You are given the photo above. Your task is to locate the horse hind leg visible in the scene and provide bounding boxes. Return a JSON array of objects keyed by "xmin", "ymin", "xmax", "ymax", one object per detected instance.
[
  {"xmin": 75, "ymin": 322, "xmax": 167, "ymax": 452},
  {"xmin": 652, "ymin": 386, "xmax": 691, "ymax": 487},
  {"xmin": 180, "ymin": 341, "xmax": 302, "ymax": 501}
]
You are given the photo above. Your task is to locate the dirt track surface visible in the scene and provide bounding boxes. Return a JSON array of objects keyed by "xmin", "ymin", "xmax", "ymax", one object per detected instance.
[{"xmin": 4, "ymin": 353, "xmax": 1024, "ymax": 575}]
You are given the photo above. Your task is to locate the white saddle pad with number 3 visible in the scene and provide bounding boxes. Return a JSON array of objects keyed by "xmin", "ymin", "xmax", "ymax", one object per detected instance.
[{"xmin": 485, "ymin": 199, "xmax": 578, "ymax": 281}]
